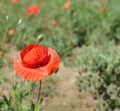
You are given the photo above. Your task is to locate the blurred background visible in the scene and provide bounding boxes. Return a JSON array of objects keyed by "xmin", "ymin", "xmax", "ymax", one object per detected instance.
[{"xmin": 0, "ymin": 0, "xmax": 120, "ymax": 111}]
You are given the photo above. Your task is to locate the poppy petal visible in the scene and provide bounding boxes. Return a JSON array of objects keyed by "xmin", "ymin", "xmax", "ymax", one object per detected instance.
[
  {"xmin": 42, "ymin": 48, "xmax": 60, "ymax": 75},
  {"xmin": 14, "ymin": 58, "xmax": 47, "ymax": 80}
]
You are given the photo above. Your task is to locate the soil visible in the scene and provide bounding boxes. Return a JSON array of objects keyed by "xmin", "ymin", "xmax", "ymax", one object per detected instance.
[{"xmin": 42, "ymin": 63, "xmax": 95, "ymax": 111}]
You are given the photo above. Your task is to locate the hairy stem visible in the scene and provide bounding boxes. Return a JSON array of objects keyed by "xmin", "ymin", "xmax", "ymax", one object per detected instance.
[{"xmin": 37, "ymin": 80, "xmax": 42, "ymax": 102}]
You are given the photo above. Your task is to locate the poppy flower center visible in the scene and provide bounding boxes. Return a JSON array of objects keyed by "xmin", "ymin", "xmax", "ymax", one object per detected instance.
[{"xmin": 20, "ymin": 44, "xmax": 50, "ymax": 68}]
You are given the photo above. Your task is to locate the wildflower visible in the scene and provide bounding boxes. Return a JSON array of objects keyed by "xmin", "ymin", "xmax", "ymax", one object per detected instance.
[
  {"xmin": 69, "ymin": 32, "xmax": 73, "ymax": 36},
  {"xmin": 100, "ymin": 7, "xmax": 107, "ymax": 12},
  {"xmin": 8, "ymin": 28, "xmax": 15, "ymax": 36},
  {"xmin": 7, "ymin": 56, "xmax": 14, "ymax": 62},
  {"xmin": 12, "ymin": 0, "xmax": 19, "ymax": 4},
  {"xmin": 0, "ymin": 87, "xmax": 8, "ymax": 96},
  {"xmin": 52, "ymin": 20, "xmax": 58, "ymax": 26},
  {"xmin": 26, "ymin": 5, "xmax": 40, "ymax": 16},
  {"xmin": 64, "ymin": 1, "xmax": 71, "ymax": 9},
  {"xmin": 41, "ymin": 0, "xmax": 45, "ymax": 2},
  {"xmin": 14, "ymin": 44, "xmax": 60, "ymax": 80},
  {"xmin": 0, "ymin": 51, "xmax": 3, "ymax": 56},
  {"xmin": 1, "ymin": 90, "xmax": 8, "ymax": 96}
]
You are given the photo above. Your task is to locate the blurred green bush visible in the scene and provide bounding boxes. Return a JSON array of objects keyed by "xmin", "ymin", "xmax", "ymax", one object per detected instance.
[{"xmin": 71, "ymin": 42, "xmax": 120, "ymax": 110}]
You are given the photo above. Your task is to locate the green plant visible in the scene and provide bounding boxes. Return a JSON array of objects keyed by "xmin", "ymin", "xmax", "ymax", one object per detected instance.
[
  {"xmin": 72, "ymin": 42, "xmax": 120, "ymax": 110},
  {"xmin": 0, "ymin": 81, "xmax": 41, "ymax": 111}
]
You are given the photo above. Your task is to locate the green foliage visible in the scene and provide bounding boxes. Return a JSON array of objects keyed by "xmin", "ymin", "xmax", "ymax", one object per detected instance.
[
  {"xmin": 107, "ymin": 17, "xmax": 120, "ymax": 44},
  {"xmin": 0, "ymin": 73, "xmax": 57, "ymax": 111},
  {"xmin": 0, "ymin": 0, "xmax": 120, "ymax": 56},
  {"xmin": 74, "ymin": 42, "xmax": 120, "ymax": 110},
  {"xmin": 0, "ymin": 81, "xmax": 41, "ymax": 111}
]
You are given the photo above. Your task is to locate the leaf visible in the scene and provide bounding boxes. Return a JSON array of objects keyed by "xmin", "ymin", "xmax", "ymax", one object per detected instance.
[
  {"xmin": 0, "ymin": 71, "xmax": 5, "ymax": 80},
  {"xmin": 34, "ymin": 101, "xmax": 41, "ymax": 111},
  {"xmin": 0, "ymin": 100, "xmax": 4, "ymax": 106},
  {"xmin": 30, "ymin": 101, "xmax": 35, "ymax": 111},
  {"xmin": 2, "ymin": 95, "xmax": 10, "ymax": 106}
]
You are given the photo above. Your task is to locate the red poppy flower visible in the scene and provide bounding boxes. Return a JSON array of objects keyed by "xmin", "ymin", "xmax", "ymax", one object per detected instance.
[
  {"xmin": 26, "ymin": 5, "xmax": 40, "ymax": 16},
  {"xmin": 14, "ymin": 44, "xmax": 60, "ymax": 81},
  {"xmin": 64, "ymin": 1, "xmax": 71, "ymax": 9},
  {"xmin": 69, "ymin": 32, "xmax": 73, "ymax": 36},
  {"xmin": 8, "ymin": 28, "xmax": 15, "ymax": 36},
  {"xmin": 52, "ymin": 20, "xmax": 58, "ymax": 26},
  {"xmin": 100, "ymin": 7, "xmax": 107, "ymax": 12},
  {"xmin": 12, "ymin": 0, "xmax": 19, "ymax": 3}
]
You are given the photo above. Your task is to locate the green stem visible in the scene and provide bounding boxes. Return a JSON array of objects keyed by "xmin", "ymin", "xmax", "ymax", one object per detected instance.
[{"xmin": 37, "ymin": 80, "xmax": 42, "ymax": 102}]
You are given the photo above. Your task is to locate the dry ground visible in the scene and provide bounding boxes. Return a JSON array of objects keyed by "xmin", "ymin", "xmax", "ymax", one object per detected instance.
[{"xmin": 42, "ymin": 63, "xmax": 95, "ymax": 111}]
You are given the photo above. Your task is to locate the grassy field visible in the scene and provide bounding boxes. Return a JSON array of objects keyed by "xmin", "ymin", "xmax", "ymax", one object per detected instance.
[{"xmin": 0, "ymin": 0, "xmax": 120, "ymax": 111}]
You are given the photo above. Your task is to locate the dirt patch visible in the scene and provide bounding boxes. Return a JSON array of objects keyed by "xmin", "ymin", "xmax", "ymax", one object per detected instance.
[{"xmin": 42, "ymin": 63, "xmax": 95, "ymax": 111}]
